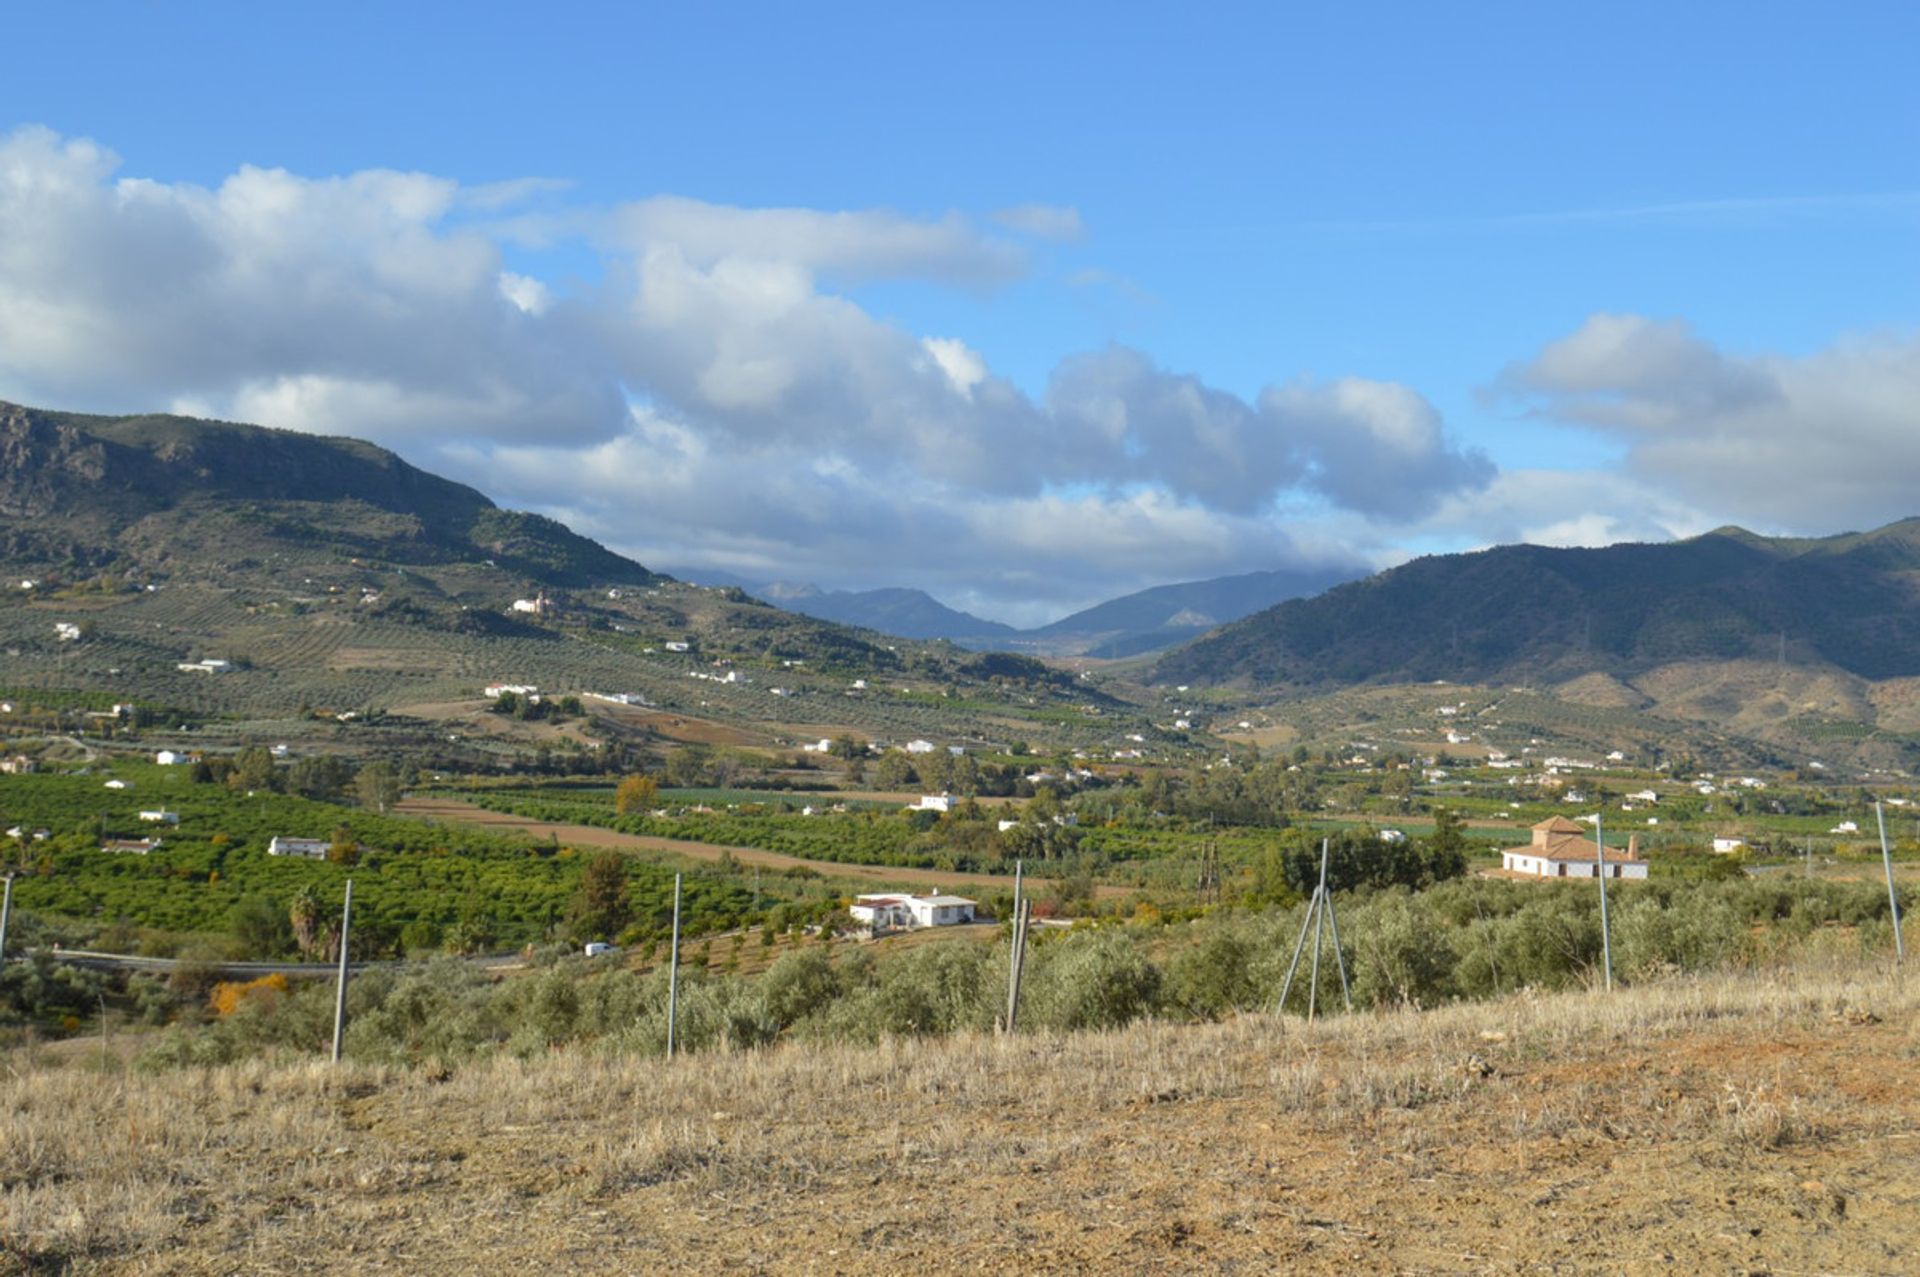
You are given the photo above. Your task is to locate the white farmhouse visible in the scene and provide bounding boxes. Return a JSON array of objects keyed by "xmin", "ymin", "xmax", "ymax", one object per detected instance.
[
  {"xmin": 1500, "ymin": 817, "xmax": 1648, "ymax": 880},
  {"xmin": 138, "ymin": 810, "xmax": 180, "ymax": 825},
  {"xmin": 267, "ymin": 836, "xmax": 331, "ymax": 860},
  {"xmin": 909, "ymin": 794, "xmax": 954, "ymax": 813},
  {"xmin": 1711, "ymin": 837, "xmax": 1748, "ymax": 855},
  {"xmin": 849, "ymin": 893, "xmax": 977, "ymax": 931},
  {"xmin": 904, "ymin": 739, "xmax": 937, "ymax": 754},
  {"xmin": 155, "ymin": 750, "xmax": 182, "ymax": 766}
]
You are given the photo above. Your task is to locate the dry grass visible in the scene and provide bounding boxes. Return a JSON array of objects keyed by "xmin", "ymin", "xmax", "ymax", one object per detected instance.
[{"xmin": 4, "ymin": 959, "xmax": 1918, "ymax": 1273}]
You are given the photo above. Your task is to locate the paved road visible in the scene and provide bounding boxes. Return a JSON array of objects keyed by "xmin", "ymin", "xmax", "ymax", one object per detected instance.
[{"xmin": 398, "ymin": 796, "xmax": 1126, "ymax": 898}]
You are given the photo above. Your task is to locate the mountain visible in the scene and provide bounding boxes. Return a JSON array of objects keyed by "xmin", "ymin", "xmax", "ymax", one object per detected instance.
[
  {"xmin": 667, "ymin": 564, "xmax": 1355, "ymax": 655},
  {"xmin": 0, "ymin": 400, "xmax": 655, "ymax": 587},
  {"xmin": 1024, "ymin": 566, "xmax": 1364, "ymax": 658},
  {"xmin": 1151, "ymin": 522, "xmax": 1920, "ymax": 689},
  {"xmin": 756, "ymin": 584, "xmax": 1019, "ymax": 644}
]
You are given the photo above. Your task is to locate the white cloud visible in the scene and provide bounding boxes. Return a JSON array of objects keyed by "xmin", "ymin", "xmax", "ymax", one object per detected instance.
[
  {"xmin": 1502, "ymin": 314, "xmax": 1920, "ymax": 531},
  {"xmin": 992, "ymin": 203, "xmax": 1085, "ymax": 242},
  {"xmin": 0, "ymin": 125, "xmax": 1503, "ymax": 621}
]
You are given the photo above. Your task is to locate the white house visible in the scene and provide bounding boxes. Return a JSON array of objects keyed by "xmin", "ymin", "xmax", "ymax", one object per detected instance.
[
  {"xmin": 155, "ymin": 750, "xmax": 182, "ymax": 766},
  {"xmin": 849, "ymin": 892, "xmax": 977, "ymax": 931},
  {"xmin": 909, "ymin": 794, "xmax": 954, "ymax": 813},
  {"xmin": 103, "ymin": 779, "xmax": 129, "ymax": 790},
  {"xmin": 1628, "ymin": 790, "xmax": 1659, "ymax": 804},
  {"xmin": 1500, "ymin": 817, "xmax": 1648, "ymax": 880},
  {"xmin": 664, "ymin": 641, "xmax": 691, "ymax": 653},
  {"xmin": 510, "ymin": 594, "xmax": 552, "ymax": 616},
  {"xmin": 138, "ymin": 810, "xmax": 180, "ymax": 825},
  {"xmin": 904, "ymin": 739, "xmax": 937, "ymax": 754},
  {"xmin": 101, "ymin": 838, "xmax": 161, "ymax": 855},
  {"xmin": 54, "ymin": 622, "xmax": 82, "ymax": 642},
  {"xmin": 267, "ymin": 836, "xmax": 331, "ymax": 860},
  {"xmin": 1711, "ymin": 837, "xmax": 1748, "ymax": 855}
]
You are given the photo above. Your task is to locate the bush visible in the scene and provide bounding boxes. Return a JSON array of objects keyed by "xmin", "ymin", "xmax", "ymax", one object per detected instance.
[{"xmin": 1024, "ymin": 929, "xmax": 1161, "ymax": 1031}]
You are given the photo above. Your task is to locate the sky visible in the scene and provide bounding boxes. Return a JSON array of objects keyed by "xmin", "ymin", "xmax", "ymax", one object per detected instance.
[{"xmin": 1, "ymin": 2, "xmax": 1916, "ymax": 626}]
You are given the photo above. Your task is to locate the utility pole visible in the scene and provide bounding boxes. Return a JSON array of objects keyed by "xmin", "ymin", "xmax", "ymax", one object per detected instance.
[
  {"xmin": 330, "ymin": 879, "xmax": 353, "ymax": 1064},
  {"xmin": 666, "ymin": 872, "xmax": 683, "ymax": 1058}
]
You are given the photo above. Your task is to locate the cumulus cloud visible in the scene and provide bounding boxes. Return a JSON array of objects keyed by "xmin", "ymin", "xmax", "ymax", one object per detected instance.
[
  {"xmin": 0, "ymin": 125, "xmax": 1499, "ymax": 620},
  {"xmin": 1502, "ymin": 314, "xmax": 1920, "ymax": 530}
]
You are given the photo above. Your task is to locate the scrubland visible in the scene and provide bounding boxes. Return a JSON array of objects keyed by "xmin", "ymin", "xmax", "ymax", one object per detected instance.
[{"xmin": 4, "ymin": 953, "xmax": 1917, "ymax": 1274}]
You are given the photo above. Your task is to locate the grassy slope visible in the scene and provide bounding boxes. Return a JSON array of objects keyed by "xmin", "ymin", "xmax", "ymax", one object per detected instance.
[{"xmin": 3, "ymin": 959, "xmax": 1915, "ymax": 1273}]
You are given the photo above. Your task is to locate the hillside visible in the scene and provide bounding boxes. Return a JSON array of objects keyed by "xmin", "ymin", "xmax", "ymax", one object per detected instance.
[
  {"xmin": 0, "ymin": 401, "xmax": 1147, "ymax": 751},
  {"xmin": 755, "ymin": 583, "xmax": 1018, "ymax": 644},
  {"xmin": 3, "ymin": 962, "xmax": 1912, "ymax": 1273},
  {"xmin": 0, "ymin": 401, "xmax": 654, "ymax": 587},
  {"xmin": 1154, "ymin": 522, "xmax": 1920, "ymax": 689}
]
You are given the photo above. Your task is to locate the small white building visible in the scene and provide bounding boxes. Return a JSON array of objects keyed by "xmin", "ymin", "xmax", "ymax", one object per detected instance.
[
  {"xmin": 54, "ymin": 621, "xmax": 82, "ymax": 642},
  {"xmin": 101, "ymin": 838, "xmax": 162, "ymax": 855},
  {"xmin": 103, "ymin": 779, "xmax": 129, "ymax": 790},
  {"xmin": 1711, "ymin": 837, "xmax": 1747, "ymax": 855},
  {"xmin": 138, "ymin": 810, "xmax": 180, "ymax": 825},
  {"xmin": 664, "ymin": 641, "xmax": 691, "ymax": 653},
  {"xmin": 267, "ymin": 836, "xmax": 331, "ymax": 860},
  {"xmin": 849, "ymin": 892, "xmax": 977, "ymax": 931},
  {"xmin": 909, "ymin": 794, "xmax": 954, "ymax": 813},
  {"xmin": 1500, "ymin": 817, "xmax": 1648, "ymax": 880},
  {"xmin": 155, "ymin": 750, "xmax": 182, "ymax": 766},
  {"xmin": 904, "ymin": 739, "xmax": 937, "ymax": 754}
]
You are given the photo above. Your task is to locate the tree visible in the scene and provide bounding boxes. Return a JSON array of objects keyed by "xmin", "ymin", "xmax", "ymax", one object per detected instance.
[
  {"xmin": 567, "ymin": 851, "xmax": 632, "ymax": 942},
  {"xmin": 289, "ymin": 885, "xmax": 324, "ymax": 957},
  {"xmin": 229, "ymin": 746, "xmax": 278, "ymax": 793},
  {"xmin": 355, "ymin": 760, "xmax": 401, "ymax": 815},
  {"xmin": 288, "ymin": 754, "xmax": 352, "ymax": 801},
  {"xmin": 831, "ymin": 734, "xmax": 866, "ymax": 761},
  {"xmin": 326, "ymin": 825, "xmax": 361, "ymax": 867},
  {"xmin": 229, "ymin": 896, "xmax": 292, "ymax": 958},
  {"xmin": 614, "ymin": 774, "xmax": 659, "ymax": 815},
  {"xmin": 874, "ymin": 752, "xmax": 916, "ymax": 790}
]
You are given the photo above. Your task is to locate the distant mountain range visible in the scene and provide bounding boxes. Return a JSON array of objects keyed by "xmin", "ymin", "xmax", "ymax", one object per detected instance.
[
  {"xmin": 666, "ymin": 565, "xmax": 1365, "ymax": 655},
  {"xmin": 1151, "ymin": 521, "xmax": 1920, "ymax": 689}
]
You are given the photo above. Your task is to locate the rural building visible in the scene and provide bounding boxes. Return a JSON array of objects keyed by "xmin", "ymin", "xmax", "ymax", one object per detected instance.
[
  {"xmin": 155, "ymin": 750, "xmax": 182, "ymax": 766},
  {"xmin": 1711, "ymin": 837, "xmax": 1747, "ymax": 854},
  {"xmin": 138, "ymin": 810, "xmax": 180, "ymax": 825},
  {"xmin": 909, "ymin": 794, "xmax": 954, "ymax": 813},
  {"xmin": 101, "ymin": 838, "xmax": 162, "ymax": 854},
  {"xmin": 510, "ymin": 594, "xmax": 552, "ymax": 616},
  {"xmin": 267, "ymin": 836, "xmax": 331, "ymax": 860},
  {"xmin": 904, "ymin": 739, "xmax": 936, "ymax": 754},
  {"xmin": 0, "ymin": 755, "xmax": 35, "ymax": 775},
  {"xmin": 849, "ymin": 893, "xmax": 977, "ymax": 931},
  {"xmin": 1500, "ymin": 817, "xmax": 1648, "ymax": 880}
]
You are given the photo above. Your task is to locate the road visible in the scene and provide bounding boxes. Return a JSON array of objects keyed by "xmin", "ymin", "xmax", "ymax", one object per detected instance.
[
  {"xmin": 9, "ymin": 949, "xmax": 524, "ymax": 979},
  {"xmin": 397, "ymin": 796, "xmax": 1125, "ymax": 898}
]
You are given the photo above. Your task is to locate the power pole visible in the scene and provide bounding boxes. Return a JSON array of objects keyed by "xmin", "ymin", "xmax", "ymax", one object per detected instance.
[{"xmin": 330, "ymin": 879, "xmax": 354, "ymax": 1064}]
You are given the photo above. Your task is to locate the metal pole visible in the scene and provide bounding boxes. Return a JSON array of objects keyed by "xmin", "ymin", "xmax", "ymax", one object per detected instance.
[
  {"xmin": 666, "ymin": 872, "xmax": 682, "ymax": 1058},
  {"xmin": 1323, "ymin": 880, "xmax": 1353, "ymax": 1013},
  {"xmin": 330, "ymin": 879, "xmax": 353, "ymax": 1064},
  {"xmin": 1307, "ymin": 888, "xmax": 1324, "ymax": 1023},
  {"xmin": 1277, "ymin": 889, "xmax": 1317, "ymax": 1014},
  {"xmin": 1593, "ymin": 813, "xmax": 1613, "ymax": 991},
  {"xmin": 0, "ymin": 873, "xmax": 14, "ymax": 965},
  {"xmin": 1007, "ymin": 898, "xmax": 1030, "ymax": 1033},
  {"xmin": 1876, "ymin": 802, "xmax": 1905, "ymax": 962},
  {"xmin": 1005, "ymin": 860, "xmax": 1025, "ymax": 1031}
]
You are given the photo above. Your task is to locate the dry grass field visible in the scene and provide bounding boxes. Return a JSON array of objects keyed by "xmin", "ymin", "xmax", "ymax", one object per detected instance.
[{"xmin": 4, "ymin": 960, "xmax": 1917, "ymax": 1274}]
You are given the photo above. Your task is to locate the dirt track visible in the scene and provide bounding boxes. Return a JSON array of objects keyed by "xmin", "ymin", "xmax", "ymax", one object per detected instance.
[{"xmin": 398, "ymin": 796, "xmax": 1118, "ymax": 897}]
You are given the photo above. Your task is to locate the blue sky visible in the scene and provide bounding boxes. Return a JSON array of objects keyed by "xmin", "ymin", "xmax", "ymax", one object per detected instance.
[{"xmin": 3, "ymin": 2, "xmax": 1916, "ymax": 622}]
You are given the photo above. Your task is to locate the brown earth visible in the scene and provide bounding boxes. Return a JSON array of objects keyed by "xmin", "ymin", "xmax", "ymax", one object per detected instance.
[
  {"xmin": 2, "ymin": 963, "xmax": 1915, "ymax": 1273},
  {"xmin": 397, "ymin": 796, "xmax": 1121, "ymax": 898}
]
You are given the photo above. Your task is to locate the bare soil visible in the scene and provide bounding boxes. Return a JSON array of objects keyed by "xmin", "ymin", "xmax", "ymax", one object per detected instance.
[{"xmin": 2, "ymin": 964, "xmax": 1914, "ymax": 1274}]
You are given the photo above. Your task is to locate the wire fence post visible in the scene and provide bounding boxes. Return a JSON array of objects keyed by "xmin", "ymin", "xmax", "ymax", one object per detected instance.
[
  {"xmin": 330, "ymin": 878, "xmax": 353, "ymax": 1064},
  {"xmin": 1876, "ymin": 802, "xmax": 1905, "ymax": 962},
  {"xmin": 666, "ymin": 872, "xmax": 683, "ymax": 1059},
  {"xmin": 1004, "ymin": 860, "xmax": 1025, "ymax": 1032},
  {"xmin": 1593, "ymin": 813, "xmax": 1613, "ymax": 991},
  {"xmin": 0, "ymin": 873, "xmax": 14, "ymax": 966}
]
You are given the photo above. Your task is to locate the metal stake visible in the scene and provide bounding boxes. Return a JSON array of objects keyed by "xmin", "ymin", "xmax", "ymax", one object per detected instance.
[
  {"xmin": 1594, "ymin": 813, "xmax": 1613, "ymax": 991},
  {"xmin": 330, "ymin": 879, "xmax": 353, "ymax": 1064},
  {"xmin": 666, "ymin": 872, "xmax": 683, "ymax": 1058},
  {"xmin": 0, "ymin": 873, "xmax": 14, "ymax": 966},
  {"xmin": 1876, "ymin": 802, "xmax": 1905, "ymax": 962}
]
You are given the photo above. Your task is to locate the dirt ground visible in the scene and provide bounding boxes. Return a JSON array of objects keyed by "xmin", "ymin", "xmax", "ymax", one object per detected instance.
[
  {"xmin": 397, "ymin": 796, "xmax": 1122, "ymax": 898},
  {"xmin": 2, "ymin": 963, "xmax": 1914, "ymax": 1274}
]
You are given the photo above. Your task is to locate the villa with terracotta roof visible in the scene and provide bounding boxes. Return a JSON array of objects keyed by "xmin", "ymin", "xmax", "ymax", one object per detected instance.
[{"xmin": 1501, "ymin": 817, "xmax": 1648, "ymax": 880}]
